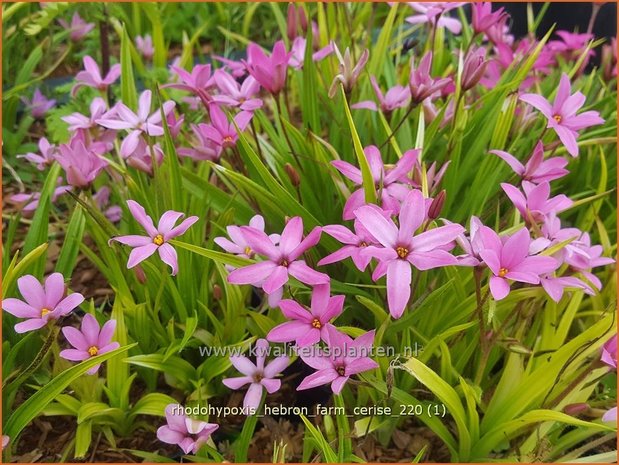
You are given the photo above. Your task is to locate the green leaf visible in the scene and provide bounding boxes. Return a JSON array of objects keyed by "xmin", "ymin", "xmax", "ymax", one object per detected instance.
[
  {"xmin": 120, "ymin": 25, "xmax": 138, "ymax": 110},
  {"xmin": 55, "ymin": 204, "xmax": 86, "ymax": 276}
]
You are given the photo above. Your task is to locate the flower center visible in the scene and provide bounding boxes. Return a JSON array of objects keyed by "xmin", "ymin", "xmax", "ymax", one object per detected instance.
[
  {"xmin": 244, "ymin": 246, "xmax": 254, "ymax": 259},
  {"xmin": 280, "ymin": 259, "xmax": 289, "ymax": 267},
  {"xmin": 336, "ymin": 365, "xmax": 346, "ymax": 376},
  {"xmin": 311, "ymin": 318, "xmax": 322, "ymax": 329},
  {"xmin": 253, "ymin": 372, "xmax": 263, "ymax": 383},
  {"xmin": 223, "ymin": 135, "xmax": 234, "ymax": 145},
  {"xmin": 553, "ymin": 114, "xmax": 562, "ymax": 123},
  {"xmin": 153, "ymin": 234, "xmax": 164, "ymax": 246},
  {"xmin": 359, "ymin": 241, "xmax": 368, "ymax": 247},
  {"xmin": 396, "ymin": 246, "xmax": 409, "ymax": 259},
  {"xmin": 40, "ymin": 307, "xmax": 51, "ymax": 318},
  {"xmin": 88, "ymin": 346, "xmax": 99, "ymax": 356},
  {"xmin": 499, "ymin": 267, "xmax": 508, "ymax": 277}
]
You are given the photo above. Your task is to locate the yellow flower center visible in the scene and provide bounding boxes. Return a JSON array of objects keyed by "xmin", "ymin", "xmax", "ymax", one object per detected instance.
[
  {"xmin": 311, "ymin": 318, "xmax": 322, "ymax": 329},
  {"xmin": 396, "ymin": 246, "xmax": 409, "ymax": 259},
  {"xmin": 153, "ymin": 234, "xmax": 164, "ymax": 246},
  {"xmin": 499, "ymin": 267, "xmax": 508, "ymax": 278},
  {"xmin": 553, "ymin": 114, "xmax": 562, "ymax": 123},
  {"xmin": 88, "ymin": 346, "xmax": 99, "ymax": 356},
  {"xmin": 244, "ymin": 246, "xmax": 254, "ymax": 258},
  {"xmin": 41, "ymin": 307, "xmax": 51, "ymax": 317}
]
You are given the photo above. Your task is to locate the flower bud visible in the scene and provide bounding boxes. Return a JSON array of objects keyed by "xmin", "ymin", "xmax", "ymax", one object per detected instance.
[
  {"xmin": 213, "ymin": 284, "xmax": 223, "ymax": 301},
  {"xmin": 134, "ymin": 264, "xmax": 147, "ymax": 284},
  {"xmin": 563, "ymin": 403, "xmax": 590, "ymax": 416},
  {"xmin": 461, "ymin": 47, "xmax": 489, "ymax": 91},
  {"xmin": 284, "ymin": 163, "xmax": 301, "ymax": 187},
  {"xmin": 428, "ymin": 190, "xmax": 446, "ymax": 220}
]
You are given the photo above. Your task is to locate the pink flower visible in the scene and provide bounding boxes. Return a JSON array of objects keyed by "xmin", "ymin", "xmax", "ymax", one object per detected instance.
[
  {"xmin": 461, "ymin": 47, "xmax": 489, "ymax": 91},
  {"xmin": 2, "ymin": 273, "xmax": 84, "ymax": 333},
  {"xmin": 122, "ymin": 137, "xmax": 164, "ymax": 175},
  {"xmin": 157, "ymin": 404, "xmax": 218, "ymax": 454},
  {"xmin": 72, "ymin": 56, "xmax": 121, "ymax": 96},
  {"xmin": 478, "ymin": 227, "xmax": 558, "ymax": 300},
  {"xmin": 602, "ymin": 335, "xmax": 617, "ymax": 369},
  {"xmin": 245, "ymin": 40, "xmax": 291, "ymax": 95},
  {"xmin": 549, "ymin": 31, "xmax": 595, "ymax": 67},
  {"xmin": 297, "ymin": 326, "xmax": 378, "ymax": 394},
  {"xmin": 213, "ymin": 55, "xmax": 247, "ymax": 78},
  {"xmin": 58, "ymin": 12, "xmax": 94, "ymax": 41},
  {"xmin": 2, "ymin": 436, "xmax": 8, "ymax": 450},
  {"xmin": 96, "ymin": 90, "xmax": 175, "ymax": 157},
  {"xmin": 520, "ymin": 73, "xmax": 605, "ymax": 157},
  {"xmin": 227, "ymin": 217, "xmax": 329, "ymax": 298},
  {"xmin": 63, "ymin": 97, "xmax": 113, "ymax": 132},
  {"xmin": 288, "ymin": 37, "xmax": 334, "ymax": 70},
  {"xmin": 165, "ymin": 64, "xmax": 215, "ymax": 107},
  {"xmin": 55, "ymin": 138, "xmax": 109, "ymax": 188},
  {"xmin": 9, "ymin": 178, "xmax": 72, "ymax": 214},
  {"xmin": 351, "ymin": 76, "xmax": 410, "ymax": 115},
  {"xmin": 355, "ymin": 190, "xmax": 464, "ymax": 318},
  {"xmin": 318, "ymin": 220, "xmax": 382, "ymax": 272},
  {"xmin": 267, "ymin": 283, "xmax": 344, "ymax": 347},
  {"xmin": 212, "ymin": 70, "xmax": 263, "ymax": 112},
  {"xmin": 446, "ymin": 216, "xmax": 485, "ymax": 266},
  {"xmin": 404, "ymin": 3, "xmax": 464, "ymax": 34},
  {"xmin": 408, "ymin": 52, "xmax": 450, "ymax": 104},
  {"xmin": 471, "ymin": 3, "xmax": 508, "ymax": 37},
  {"xmin": 562, "ymin": 232, "xmax": 615, "ymax": 291},
  {"xmin": 332, "ymin": 146, "xmax": 418, "ymax": 220},
  {"xmin": 177, "ymin": 124, "xmax": 221, "ymax": 161},
  {"xmin": 328, "ymin": 43, "xmax": 369, "ymax": 98},
  {"xmin": 539, "ymin": 274, "xmax": 593, "ymax": 302},
  {"xmin": 202, "ymin": 104, "xmax": 253, "ymax": 151},
  {"xmin": 18, "ymin": 137, "xmax": 56, "ymax": 170},
  {"xmin": 501, "ymin": 181, "xmax": 573, "ymax": 224},
  {"xmin": 110, "ymin": 200, "xmax": 199, "ymax": 276},
  {"xmin": 222, "ymin": 339, "xmax": 289, "ymax": 411},
  {"xmin": 136, "ymin": 34, "xmax": 154, "ymax": 60},
  {"xmin": 490, "ymin": 141, "xmax": 569, "ymax": 184},
  {"xmin": 59, "ymin": 314, "xmax": 120, "ymax": 374},
  {"xmin": 21, "ymin": 88, "xmax": 56, "ymax": 119},
  {"xmin": 214, "ymin": 215, "xmax": 279, "ymax": 265},
  {"xmin": 93, "ymin": 186, "xmax": 122, "ymax": 223}
]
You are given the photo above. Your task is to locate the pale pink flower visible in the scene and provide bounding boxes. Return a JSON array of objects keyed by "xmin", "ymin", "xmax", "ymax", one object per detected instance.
[
  {"xmin": 157, "ymin": 404, "xmax": 218, "ymax": 454},
  {"xmin": 72, "ymin": 56, "xmax": 121, "ymax": 96}
]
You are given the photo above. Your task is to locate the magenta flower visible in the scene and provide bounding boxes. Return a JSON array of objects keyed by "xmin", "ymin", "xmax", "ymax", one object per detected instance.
[
  {"xmin": 318, "ymin": 219, "xmax": 384, "ymax": 272},
  {"xmin": 288, "ymin": 37, "xmax": 334, "ymax": 70},
  {"xmin": 59, "ymin": 314, "xmax": 119, "ymax": 375},
  {"xmin": 58, "ymin": 12, "xmax": 95, "ymax": 41},
  {"xmin": 136, "ymin": 34, "xmax": 154, "ymax": 60},
  {"xmin": 72, "ymin": 56, "xmax": 121, "ymax": 96},
  {"xmin": 222, "ymin": 339, "xmax": 289, "ymax": 411},
  {"xmin": 297, "ymin": 326, "xmax": 378, "ymax": 394},
  {"xmin": 333, "ymin": 146, "xmax": 417, "ymax": 220},
  {"xmin": 328, "ymin": 43, "xmax": 369, "ymax": 98},
  {"xmin": 110, "ymin": 200, "xmax": 199, "ymax": 276},
  {"xmin": 213, "ymin": 55, "xmax": 247, "ymax": 78},
  {"xmin": 2, "ymin": 273, "xmax": 84, "ymax": 333},
  {"xmin": 501, "ymin": 181, "xmax": 573, "ymax": 224},
  {"xmin": 404, "ymin": 3, "xmax": 464, "ymax": 34},
  {"xmin": 97, "ymin": 90, "xmax": 175, "ymax": 157},
  {"xmin": 562, "ymin": 232, "xmax": 615, "ymax": 291},
  {"xmin": 601, "ymin": 335, "xmax": 617, "ymax": 369},
  {"xmin": 267, "ymin": 283, "xmax": 344, "ymax": 347},
  {"xmin": 55, "ymin": 138, "xmax": 109, "ymax": 188},
  {"xmin": 212, "ymin": 70, "xmax": 263, "ymax": 112},
  {"xmin": 214, "ymin": 215, "xmax": 279, "ymax": 265},
  {"xmin": 520, "ymin": 73, "xmax": 604, "ymax": 157},
  {"xmin": 123, "ymin": 138, "xmax": 164, "ymax": 175},
  {"xmin": 18, "ymin": 137, "xmax": 56, "ymax": 170},
  {"xmin": 177, "ymin": 123, "xmax": 221, "ymax": 162},
  {"xmin": 408, "ymin": 52, "xmax": 450, "ymax": 104},
  {"xmin": 539, "ymin": 275, "xmax": 593, "ymax": 302},
  {"xmin": 355, "ymin": 190, "xmax": 464, "ymax": 318},
  {"xmin": 227, "ymin": 216, "xmax": 328, "ymax": 297},
  {"xmin": 21, "ymin": 88, "xmax": 56, "ymax": 119},
  {"xmin": 165, "ymin": 64, "xmax": 215, "ymax": 107},
  {"xmin": 471, "ymin": 3, "xmax": 508, "ymax": 37},
  {"xmin": 461, "ymin": 47, "xmax": 489, "ymax": 91},
  {"xmin": 202, "ymin": 104, "xmax": 253, "ymax": 151},
  {"xmin": 446, "ymin": 216, "xmax": 485, "ymax": 266},
  {"xmin": 490, "ymin": 141, "xmax": 569, "ymax": 184},
  {"xmin": 63, "ymin": 97, "xmax": 112, "ymax": 132},
  {"xmin": 352, "ymin": 76, "xmax": 410, "ymax": 115},
  {"xmin": 245, "ymin": 41, "xmax": 291, "ymax": 95},
  {"xmin": 9, "ymin": 178, "xmax": 72, "ymax": 214},
  {"xmin": 157, "ymin": 404, "xmax": 219, "ymax": 455},
  {"xmin": 478, "ymin": 227, "xmax": 558, "ymax": 300}
]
